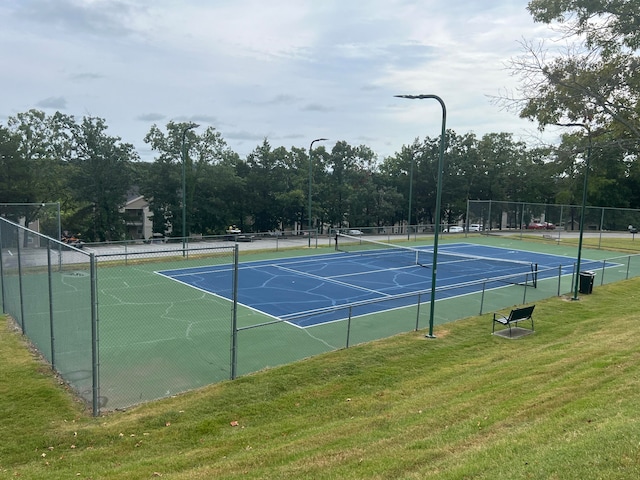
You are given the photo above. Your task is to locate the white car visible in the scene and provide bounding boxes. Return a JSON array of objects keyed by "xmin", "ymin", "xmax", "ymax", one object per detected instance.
[
  {"xmin": 347, "ymin": 229, "xmax": 363, "ymax": 235},
  {"xmin": 468, "ymin": 224, "xmax": 483, "ymax": 232},
  {"xmin": 447, "ymin": 226, "xmax": 464, "ymax": 233}
]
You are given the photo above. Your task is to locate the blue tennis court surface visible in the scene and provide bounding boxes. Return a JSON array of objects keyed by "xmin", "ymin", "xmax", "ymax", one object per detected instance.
[{"xmin": 157, "ymin": 243, "xmax": 613, "ymax": 328}]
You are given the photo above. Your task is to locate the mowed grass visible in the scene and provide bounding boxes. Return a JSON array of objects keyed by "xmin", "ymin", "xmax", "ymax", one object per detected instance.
[{"xmin": 2, "ymin": 278, "xmax": 640, "ymax": 479}]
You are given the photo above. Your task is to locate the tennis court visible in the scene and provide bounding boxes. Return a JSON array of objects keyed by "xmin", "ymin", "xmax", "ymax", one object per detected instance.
[
  {"xmin": 4, "ymin": 214, "xmax": 637, "ymax": 412},
  {"xmin": 157, "ymin": 241, "xmax": 609, "ymax": 328}
]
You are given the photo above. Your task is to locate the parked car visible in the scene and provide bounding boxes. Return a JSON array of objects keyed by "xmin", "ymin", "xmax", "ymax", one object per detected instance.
[
  {"xmin": 447, "ymin": 226, "xmax": 464, "ymax": 233},
  {"xmin": 347, "ymin": 229, "xmax": 363, "ymax": 235},
  {"xmin": 527, "ymin": 221, "xmax": 555, "ymax": 230},
  {"xmin": 468, "ymin": 224, "xmax": 483, "ymax": 232},
  {"xmin": 61, "ymin": 231, "xmax": 84, "ymax": 249}
]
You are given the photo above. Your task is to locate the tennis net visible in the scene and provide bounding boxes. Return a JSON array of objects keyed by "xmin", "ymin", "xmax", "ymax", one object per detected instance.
[{"xmin": 335, "ymin": 233, "xmax": 537, "ymax": 287}]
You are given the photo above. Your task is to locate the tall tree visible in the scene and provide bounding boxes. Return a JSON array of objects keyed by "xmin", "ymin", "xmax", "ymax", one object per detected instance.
[
  {"xmin": 68, "ymin": 117, "xmax": 138, "ymax": 241},
  {"xmin": 319, "ymin": 141, "xmax": 376, "ymax": 229},
  {"xmin": 505, "ymin": 1, "xmax": 640, "ymax": 139},
  {"xmin": 0, "ymin": 126, "xmax": 24, "ymax": 207},
  {"xmin": 143, "ymin": 122, "xmax": 234, "ymax": 237},
  {"xmin": 2, "ymin": 110, "xmax": 75, "ymax": 238}
]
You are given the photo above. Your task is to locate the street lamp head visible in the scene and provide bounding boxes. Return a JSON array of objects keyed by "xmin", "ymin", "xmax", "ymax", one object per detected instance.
[
  {"xmin": 395, "ymin": 94, "xmax": 437, "ymax": 100},
  {"xmin": 309, "ymin": 137, "xmax": 328, "ymax": 150},
  {"xmin": 310, "ymin": 138, "xmax": 328, "ymax": 147}
]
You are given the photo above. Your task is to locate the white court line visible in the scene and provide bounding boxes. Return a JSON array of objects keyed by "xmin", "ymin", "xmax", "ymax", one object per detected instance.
[{"xmin": 275, "ymin": 264, "xmax": 393, "ymax": 297}]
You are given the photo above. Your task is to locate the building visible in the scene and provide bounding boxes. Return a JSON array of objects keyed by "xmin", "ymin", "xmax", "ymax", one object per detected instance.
[{"xmin": 122, "ymin": 194, "xmax": 153, "ymax": 240}]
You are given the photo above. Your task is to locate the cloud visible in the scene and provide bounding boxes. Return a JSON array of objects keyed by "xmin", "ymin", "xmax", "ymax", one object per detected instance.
[
  {"xmin": 11, "ymin": 0, "xmax": 147, "ymax": 37},
  {"xmin": 1, "ymin": 1, "xmax": 561, "ymax": 162},
  {"xmin": 36, "ymin": 96, "xmax": 67, "ymax": 109},
  {"xmin": 70, "ymin": 72, "xmax": 105, "ymax": 81},
  {"xmin": 302, "ymin": 103, "xmax": 332, "ymax": 112},
  {"xmin": 136, "ymin": 113, "xmax": 165, "ymax": 122}
]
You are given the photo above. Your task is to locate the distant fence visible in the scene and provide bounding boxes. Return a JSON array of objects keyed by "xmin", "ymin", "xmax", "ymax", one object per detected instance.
[
  {"xmin": 467, "ymin": 200, "xmax": 640, "ymax": 239},
  {"xmin": 3, "ymin": 216, "xmax": 640, "ymax": 415}
]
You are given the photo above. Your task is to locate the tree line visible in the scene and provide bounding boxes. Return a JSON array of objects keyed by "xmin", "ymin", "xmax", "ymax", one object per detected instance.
[
  {"xmin": 1, "ymin": 110, "xmax": 638, "ymax": 242},
  {"xmin": 1, "ymin": 1, "xmax": 639, "ymax": 241}
]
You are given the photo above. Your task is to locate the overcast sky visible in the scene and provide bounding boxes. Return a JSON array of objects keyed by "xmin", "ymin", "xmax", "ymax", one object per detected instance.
[{"xmin": 1, "ymin": 0, "xmax": 559, "ymax": 162}]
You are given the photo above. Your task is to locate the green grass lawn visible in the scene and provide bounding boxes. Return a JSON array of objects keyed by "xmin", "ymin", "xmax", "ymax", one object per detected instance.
[{"xmin": 2, "ymin": 274, "xmax": 640, "ymax": 479}]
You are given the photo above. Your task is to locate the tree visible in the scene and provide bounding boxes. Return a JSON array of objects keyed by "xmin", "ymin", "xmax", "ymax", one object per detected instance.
[
  {"xmin": 318, "ymin": 141, "xmax": 376, "ymax": 229},
  {"xmin": 0, "ymin": 126, "xmax": 24, "ymax": 206},
  {"xmin": 68, "ymin": 116, "xmax": 138, "ymax": 241},
  {"xmin": 243, "ymin": 140, "xmax": 286, "ymax": 232},
  {"xmin": 143, "ymin": 122, "xmax": 234, "ymax": 236},
  {"xmin": 2, "ymin": 110, "xmax": 75, "ymax": 241},
  {"xmin": 504, "ymin": 1, "xmax": 640, "ymax": 138}
]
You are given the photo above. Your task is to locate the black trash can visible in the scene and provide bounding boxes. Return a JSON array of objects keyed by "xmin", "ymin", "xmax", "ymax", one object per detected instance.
[{"xmin": 579, "ymin": 271, "xmax": 596, "ymax": 294}]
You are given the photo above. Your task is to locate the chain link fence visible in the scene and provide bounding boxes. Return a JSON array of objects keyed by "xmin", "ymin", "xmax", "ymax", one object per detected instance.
[
  {"xmin": 466, "ymin": 200, "xmax": 640, "ymax": 240},
  {"xmin": 1, "ymin": 217, "xmax": 238, "ymax": 414},
  {"xmin": 3, "ymin": 214, "xmax": 640, "ymax": 415}
]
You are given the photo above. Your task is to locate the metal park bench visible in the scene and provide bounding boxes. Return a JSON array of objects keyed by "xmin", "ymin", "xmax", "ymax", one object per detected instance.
[{"xmin": 492, "ymin": 305, "xmax": 535, "ymax": 337}]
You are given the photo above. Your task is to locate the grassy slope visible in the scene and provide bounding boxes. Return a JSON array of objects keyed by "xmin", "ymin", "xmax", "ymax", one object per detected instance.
[{"xmin": 2, "ymin": 274, "xmax": 640, "ymax": 479}]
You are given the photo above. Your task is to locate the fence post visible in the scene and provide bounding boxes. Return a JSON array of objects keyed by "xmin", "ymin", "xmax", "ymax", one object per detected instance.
[
  {"xmin": 346, "ymin": 306, "xmax": 352, "ymax": 348},
  {"xmin": 47, "ymin": 241, "xmax": 56, "ymax": 369},
  {"xmin": 90, "ymin": 253, "xmax": 99, "ymax": 416},
  {"xmin": 231, "ymin": 245, "xmax": 239, "ymax": 380},
  {"xmin": 0, "ymin": 221, "xmax": 5, "ymax": 313},
  {"xmin": 479, "ymin": 281, "xmax": 486, "ymax": 315},
  {"xmin": 16, "ymin": 227, "xmax": 26, "ymax": 333},
  {"xmin": 598, "ymin": 208, "xmax": 605, "ymax": 249},
  {"xmin": 415, "ymin": 293, "xmax": 421, "ymax": 331}
]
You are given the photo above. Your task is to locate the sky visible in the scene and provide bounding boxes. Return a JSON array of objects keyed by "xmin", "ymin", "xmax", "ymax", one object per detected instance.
[{"xmin": 0, "ymin": 0, "xmax": 561, "ymax": 162}]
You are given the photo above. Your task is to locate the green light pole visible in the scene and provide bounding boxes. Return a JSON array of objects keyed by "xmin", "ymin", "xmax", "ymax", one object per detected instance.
[
  {"xmin": 308, "ymin": 138, "xmax": 328, "ymax": 246},
  {"xmin": 557, "ymin": 122, "xmax": 592, "ymax": 300},
  {"xmin": 395, "ymin": 94, "xmax": 446, "ymax": 338},
  {"xmin": 181, "ymin": 123, "xmax": 199, "ymax": 253},
  {"xmin": 407, "ymin": 149, "xmax": 415, "ymax": 240}
]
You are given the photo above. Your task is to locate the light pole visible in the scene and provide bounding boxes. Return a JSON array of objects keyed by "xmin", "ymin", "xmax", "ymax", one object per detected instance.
[
  {"xmin": 557, "ymin": 122, "xmax": 592, "ymax": 300},
  {"xmin": 395, "ymin": 94, "xmax": 446, "ymax": 338},
  {"xmin": 308, "ymin": 138, "xmax": 328, "ymax": 246},
  {"xmin": 407, "ymin": 149, "xmax": 415, "ymax": 240},
  {"xmin": 181, "ymin": 123, "xmax": 199, "ymax": 253}
]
